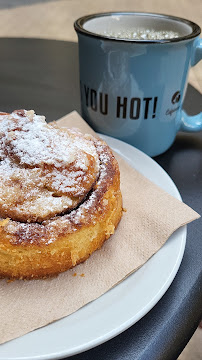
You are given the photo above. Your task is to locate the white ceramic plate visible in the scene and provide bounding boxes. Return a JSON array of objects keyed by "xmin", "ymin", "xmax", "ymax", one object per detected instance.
[{"xmin": 0, "ymin": 135, "xmax": 186, "ymax": 360}]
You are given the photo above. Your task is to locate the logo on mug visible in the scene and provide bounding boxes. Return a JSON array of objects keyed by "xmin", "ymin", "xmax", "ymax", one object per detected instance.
[{"xmin": 171, "ymin": 91, "xmax": 181, "ymax": 104}]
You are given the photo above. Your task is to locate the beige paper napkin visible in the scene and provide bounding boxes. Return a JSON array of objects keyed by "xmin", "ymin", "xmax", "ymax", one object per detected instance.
[{"xmin": 0, "ymin": 111, "xmax": 200, "ymax": 344}]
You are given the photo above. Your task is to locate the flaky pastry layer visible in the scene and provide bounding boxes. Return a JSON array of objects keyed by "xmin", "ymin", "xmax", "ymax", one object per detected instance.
[{"xmin": 0, "ymin": 110, "xmax": 122, "ymax": 279}]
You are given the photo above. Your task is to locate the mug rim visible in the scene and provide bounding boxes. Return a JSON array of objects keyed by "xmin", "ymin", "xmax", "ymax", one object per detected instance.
[{"xmin": 74, "ymin": 11, "xmax": 201, "ymax": 43}]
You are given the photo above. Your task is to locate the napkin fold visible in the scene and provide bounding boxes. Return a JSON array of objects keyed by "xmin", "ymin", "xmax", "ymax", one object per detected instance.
[{"xmin": 0, "ymin": 111, "xmax": 200, "ymax": 344}]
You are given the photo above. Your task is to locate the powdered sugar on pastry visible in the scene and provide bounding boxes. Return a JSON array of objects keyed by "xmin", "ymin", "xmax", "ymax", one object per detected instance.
[
  {"xmin": 0, "ymin": 110, "xmax": 100, "ymax": 222},
  {"xmin": 0, "ymin": 110, "xmax": 122, "ymax": 279}
]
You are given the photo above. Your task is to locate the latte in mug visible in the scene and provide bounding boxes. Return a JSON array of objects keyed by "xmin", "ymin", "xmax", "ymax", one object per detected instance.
[
  {"xmin": 93, "ymin": 28, "xmax": 180, "ymax": 40},
  {"xmin": 75, "ymin": 12, "xmax": 202, "ymax": 157}
]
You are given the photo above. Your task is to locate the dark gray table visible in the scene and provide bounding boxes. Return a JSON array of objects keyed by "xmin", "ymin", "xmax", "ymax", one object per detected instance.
[{"xmin": 0, "ymin": 38, "xmax": 201, "ymax": 360}]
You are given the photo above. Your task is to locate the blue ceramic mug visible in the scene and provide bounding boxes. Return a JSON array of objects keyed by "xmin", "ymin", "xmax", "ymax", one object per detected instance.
[{"xmin": 74, "ymin": 12, "xmax": 202, "ymax": 157}]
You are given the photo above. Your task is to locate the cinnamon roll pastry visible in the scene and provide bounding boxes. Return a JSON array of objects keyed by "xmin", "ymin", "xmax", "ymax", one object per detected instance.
[{"xmin": 0, "ymin": 110, "xmax": 122, "ymax": 279}]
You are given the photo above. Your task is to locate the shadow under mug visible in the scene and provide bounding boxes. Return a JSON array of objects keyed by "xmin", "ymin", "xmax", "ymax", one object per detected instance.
[{"xmin": 74, "ymin": 12, "xmax": 202, "ymax": 157}]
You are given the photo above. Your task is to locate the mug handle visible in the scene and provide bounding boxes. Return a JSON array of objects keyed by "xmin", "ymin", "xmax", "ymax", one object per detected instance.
[{"xmin": 180, "ymin": 38, "xmax": 202, "ymax": 132}]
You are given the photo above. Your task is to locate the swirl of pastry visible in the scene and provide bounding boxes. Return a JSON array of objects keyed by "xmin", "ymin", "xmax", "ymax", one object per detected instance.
[
  {"xmin": 0, "ymin": 110, "xmax": 100, "ymax": 222},
  {"xmin": 0, "ymin": 110, "xmax": 122, "ymax": 279}
]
